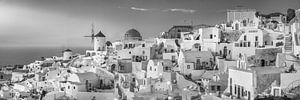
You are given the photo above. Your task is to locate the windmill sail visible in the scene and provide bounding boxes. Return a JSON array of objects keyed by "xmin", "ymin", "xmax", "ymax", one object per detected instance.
[{"xmin": 84, "ymin": 23, "xmax": 95, "ymax": 43}]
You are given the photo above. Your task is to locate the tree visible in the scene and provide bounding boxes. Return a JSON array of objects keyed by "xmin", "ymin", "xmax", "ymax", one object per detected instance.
[
  {"xmin": 286, "ymin": 8, "xmax": 296, "ymax": 23},
  {"xmin": 106, "ymin": 41, "xmax": 112, "ymax": 46},
  {"xmin": 255, "ymin": 11, "xmax": 261, "ymax": 17},
  {"xmin": 175, "ymin": 39, "xmax": 180, "ymax": 47}
]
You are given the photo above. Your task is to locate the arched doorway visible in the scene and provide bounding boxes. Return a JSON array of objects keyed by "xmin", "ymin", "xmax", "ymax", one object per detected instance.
[
  {"xmin": 261, "ymin": 59, "xmax": 265, "ymax": 66},
  {"xmin": 100, "ymin": 79, "xmax": 103, "ymax": 89},
  {"xmin": 223, "ymin": 46, "xmax": 227, "ymax": 58},
  {"xmin": 86, "ymin": 52, "xmax": 91, "ymax": 56},
  {"xmin": 111, "ymin": 64, "xmax": 116, "ymax": 72}
]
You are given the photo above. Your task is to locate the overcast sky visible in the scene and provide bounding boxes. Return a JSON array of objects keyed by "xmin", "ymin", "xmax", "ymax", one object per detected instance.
[{"xmin": 0, "ymin": 0, "xmax": 299, "ymax": 47}]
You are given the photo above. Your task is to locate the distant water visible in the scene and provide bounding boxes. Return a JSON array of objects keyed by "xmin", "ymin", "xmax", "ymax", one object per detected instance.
[{"xmin": 0, "ymin": 46, "xmax": 91, "ymax": 66}]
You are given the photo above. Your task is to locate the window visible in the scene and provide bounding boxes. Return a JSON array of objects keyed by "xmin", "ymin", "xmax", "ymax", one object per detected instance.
[
  {"xmin": 129, "ymin": 51, "xmax": 131, "ymax": 54},
  {"xmin": 170, "ymin": 49, "xmax": 174, "ymax": 52},
  {"xmin": 0, "ymin": 75, "xmax": 3, "ymax": 79},
  {"xmin": 129, "ymin": 44, "xmax": 132, "ymax": 48},
  {"xmin": 255, "ymin": 42, "xmax": 258, "ymax": 47},
  {"xmin": 142, "ymin": 51, "xmax": 145, "ymax": 54},
  {"xmin": 124, "ymin": 44, "xmax": 128, "ymax": 49},
  {"xmin": 265, "ymin": 41, "xmax": 267, "ymax": 45},
  {"xmin": 187, "ymin": 65, "xmax": 190, "ymax": 69},
  {"xmin": 248, "ymin": 42, "xmax": 251, "ymax": 47},
  {"xmin": 217, "ymin": 86, "xmax": 221, "ymax": 91},
  {"xmin": 142, "ymin": 44, "xmax": 145, "ymax": 47},
  {"xmin": 199, "ymin": 46, "xmax": 201, "ymax": 51},
  {"xmin": 244, "ymin": 35, "xmax": 247, "ymax": 41},
  {"xmin": 234, "ymin": 85, "xmax": 237, "ymax": 94},
  {"xmin": 68, "ymin": 86, "xmax": 70, "ymax": 89},
  {"xmin": 271, "ymin": 41, "xmax": 273, "ymax": 45},
  {"xmin": 120, "ymin": 66, "xmax": 125, "ymax": 70},
  {"xmin": 210, "ymin": 34, "xmax": 213, "ymax": 39},
  {"xmin": 171, "ymin": 56, "xmax": 176, "ymax": 62},
  {"xmin": 230, "ymin": 78, "xmax": 232, "ymax": 94},
  {"xmin": 74, "ymin": 86, "xmax": 76, "ymax": 89},
  {"xmin": 255, "ymin": 36, "xmax": 258, "ymax": 41},
  {"xmin": 211, "ymin": 86, "xmax": 215, "ymax": 91},
  {"xmin": 150, "ymin": 66, "xmax": 152, "ymax": 71}
]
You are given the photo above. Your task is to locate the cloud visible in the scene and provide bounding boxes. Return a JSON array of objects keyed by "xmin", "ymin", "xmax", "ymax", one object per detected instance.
[
  {"xmin": 164, "ymin": 8, "xmax": 196, "ymax": 13},
  {"xmin": 130, "ymin": 7, "xmax": 151, "ymax": 11}
]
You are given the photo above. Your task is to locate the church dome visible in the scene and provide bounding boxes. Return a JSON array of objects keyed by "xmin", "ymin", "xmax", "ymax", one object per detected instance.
[{"xmin": 124, "ymin": 29, "xmax": 142, "ymax": 40}]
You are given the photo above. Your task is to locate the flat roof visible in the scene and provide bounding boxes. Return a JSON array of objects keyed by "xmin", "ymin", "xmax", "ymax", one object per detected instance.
[
  {"xmin": 229, "ymin": 66, "xmax": 284, "ymax": 74},
  {"xmin": 227, "ymin": 9, "xmax": 256, "ymax": 12}
]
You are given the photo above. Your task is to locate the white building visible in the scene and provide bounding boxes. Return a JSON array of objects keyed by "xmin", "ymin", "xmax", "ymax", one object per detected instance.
[
  {"xmin": 288, "ymin": 9, "xmax": 300, "ymax": 57},
  {"xmin": 201, "ymin": 27, "xmax": 221, "ymax": 52},
  {"xmin": 228, "ymin": 54, "xmax": 282, "ymax": 100},
  {"xmin": 63, "ymin": 49, "xmax": 73, "ymax": 61},
  {"xmin": 227, "ymin": 9, "xmax": 258, "ymax": 27},
  {"xmin": 93, "ymin": 31, "xmax": 106, "ymax": 51},
  {"xmin": 231, "ymin": 28, "xmax": 264, "ymax": 60},
  {"xmin": 146, "ymin": 59, "xmax": 172, "ymax": 79},
  {"xmin": 85, "ymin": 31, "xmax": 107, "ymax": 57},
  {"xmin": 177, "ymin": 50, "xmax": 214, "ymax": 79}
]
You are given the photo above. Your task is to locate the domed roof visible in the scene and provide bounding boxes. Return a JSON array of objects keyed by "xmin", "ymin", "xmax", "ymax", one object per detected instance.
[{"xmin": 125, "ymin": 29, "xmax": 142, "ymax": 38}]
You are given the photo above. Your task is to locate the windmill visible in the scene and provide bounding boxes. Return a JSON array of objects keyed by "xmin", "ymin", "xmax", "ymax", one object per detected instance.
[{"xmin": 84, "ymin": 23, "xmax": 96, "ymax": 43}]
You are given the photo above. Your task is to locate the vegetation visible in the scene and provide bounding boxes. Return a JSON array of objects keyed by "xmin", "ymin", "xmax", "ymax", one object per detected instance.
[
  {"xmin": 255, "ymin": 11, "xmax": 285, "ymax": 18},
  {"xmin": 287, "ymin": 8, "xmax": 296, "ymax": 23}
]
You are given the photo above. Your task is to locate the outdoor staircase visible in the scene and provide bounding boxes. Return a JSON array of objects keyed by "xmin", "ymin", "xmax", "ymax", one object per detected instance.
[{"xmin": 284, "ymin": 34, "xmax": 293, "ymax": 53}]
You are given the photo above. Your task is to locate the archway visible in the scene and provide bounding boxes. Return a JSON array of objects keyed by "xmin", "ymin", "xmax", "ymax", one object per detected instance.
[
  {"xmin": 111, "ymin": 64, "xmax": 116, "ymax": 72},
  {"xmin": 261, "ymin": 59, "xmax": 265, "ymax": 66},
  {"xmin": 223, "ymin": 46, "xmax": 227, "ymax": 58},
  {"xmin": 86, "ymin": 52, "xmax": 91, "ymax": 56}
]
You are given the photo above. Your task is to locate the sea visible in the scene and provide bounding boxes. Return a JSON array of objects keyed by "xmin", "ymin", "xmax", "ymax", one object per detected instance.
[{"xmin": 0, "ymin": 46, "xmax": 91, "ymax": 66}]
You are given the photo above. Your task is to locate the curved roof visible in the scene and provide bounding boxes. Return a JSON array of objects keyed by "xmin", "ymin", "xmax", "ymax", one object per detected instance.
[
  {"xmin": 125, "ymin": 29, "xmax": 142, "ymax": 38},
  {"xmin": 95, "ymin": 31, "xmax": 106, "ymax": 37}
]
